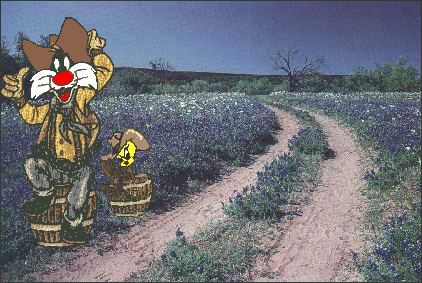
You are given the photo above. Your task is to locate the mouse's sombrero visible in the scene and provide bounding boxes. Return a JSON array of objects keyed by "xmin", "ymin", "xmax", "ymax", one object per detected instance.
[{"xmin": 22, "ymin": 17, "xmax": 90, "ymax": 71}]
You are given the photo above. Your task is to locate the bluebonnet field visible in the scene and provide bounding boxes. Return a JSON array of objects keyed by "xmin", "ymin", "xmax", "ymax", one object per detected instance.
[
  {"xmin": 93, "ymin": 92, "xmax": 276, "ymax": 205},
  {"xmin": 267, "ymin": 91, "xmax": 421, "ymax": 282},
  {"xmin": 363, "ymin": 206, "xmax": 421, "ymax": 282},
  {"xmin": 0, "ymin": 92, "xmax": 276, "ymax": 264},
  {"xmin": 269, "ymin": 91, "xmax": 421, "ymax": 155}
]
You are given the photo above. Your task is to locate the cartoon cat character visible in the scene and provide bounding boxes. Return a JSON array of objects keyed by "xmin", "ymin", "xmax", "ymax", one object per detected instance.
[{"xmin": 1, "ymin": 18, "xmax": 113, "ymax": 243}]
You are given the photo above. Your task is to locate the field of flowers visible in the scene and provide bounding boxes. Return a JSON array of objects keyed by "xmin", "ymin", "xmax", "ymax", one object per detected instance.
[
  {"xmin": 269, "ymin": 91, "xmax": 420, "ymax": 154},
  {"xmin": 0, "ymin": 92, "xmax": 276, "ymax": 266},
  {"xmin": 93, "ymin": 92, "xmax": 277, "ymax": 197},
  {"xmin": 265, "ymin": 91, "xmax": 421, "ymax": 281}
]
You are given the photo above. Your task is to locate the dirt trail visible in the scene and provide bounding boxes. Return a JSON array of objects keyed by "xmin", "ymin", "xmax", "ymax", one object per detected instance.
[
  {"xmin": 34, "ymin": 108, "xmax": 299, "ymax": 282},
  {"xmin": 252, "ymin": 112, "xmax": 367, "ymax": 282}
]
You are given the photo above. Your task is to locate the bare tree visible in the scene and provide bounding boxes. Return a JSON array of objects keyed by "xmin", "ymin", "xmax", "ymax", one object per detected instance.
[
  {"xmin": 15, "ymin": 32, "xmax": 28, "ymax": 58},
  {"xmin": 1, "ymin": 36, "xmax": 9, "ymax": 56},
  {"xmin": 149, "ymin": 57, "xmax": 174, "ymax": 71},
  {"xmin": 272, "ymin": 48, "xmax": 324, "ymax": 91},
  {"xmin": 38, "ymin": 34, "xmax": 50, "ymax": 47},
  {"xmin": 14, "ymin": 32, "xmax": 29, "ymax": 67}
]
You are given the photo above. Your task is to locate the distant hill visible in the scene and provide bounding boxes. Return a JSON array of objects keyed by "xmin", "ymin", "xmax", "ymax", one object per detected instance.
[
  {"xmin": 113, "ymin": 67, "xmax": 348, "ymax": 84},
  {"xmin": 115, "ymin": 67, "xmax": 283, "ymax": 82}
]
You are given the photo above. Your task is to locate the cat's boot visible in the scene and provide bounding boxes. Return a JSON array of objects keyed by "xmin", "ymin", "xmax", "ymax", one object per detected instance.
[{"xmin": 62, "ymin": 213, "xmax": 87, "ymax": 244}]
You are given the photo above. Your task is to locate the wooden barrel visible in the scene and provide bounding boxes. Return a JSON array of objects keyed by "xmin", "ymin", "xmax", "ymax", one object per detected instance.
[
  {"xmin": 102, "ymin": 173, "xmax": 153, "ymax": 217},
  {"xmin": 25, "ymin": 184, "xmax": 96, "ymax": 247}
]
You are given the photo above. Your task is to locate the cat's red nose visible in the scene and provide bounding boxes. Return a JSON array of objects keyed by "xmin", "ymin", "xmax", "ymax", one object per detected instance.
[{"xmin": 53, "ymin": 70, "xmax": 74, "ymax": 86}]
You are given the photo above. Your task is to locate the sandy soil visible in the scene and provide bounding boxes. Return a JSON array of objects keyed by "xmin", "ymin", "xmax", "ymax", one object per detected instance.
[
  {"xmin": 33, "ymin": 108, "xmax": 299, "ymax": 282},
  {"xmin": 252, "ymin": 112, "xmax": 367, "ymax": 282}
]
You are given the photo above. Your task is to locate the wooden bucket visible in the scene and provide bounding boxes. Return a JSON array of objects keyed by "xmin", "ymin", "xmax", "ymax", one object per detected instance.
[
  {"xmin": 26, "ymin": 184, "xmax": 96, "ymax": 247},
  {"xmin": 102, "ymin": 173, "xmax": 153, "ymax": 217}
]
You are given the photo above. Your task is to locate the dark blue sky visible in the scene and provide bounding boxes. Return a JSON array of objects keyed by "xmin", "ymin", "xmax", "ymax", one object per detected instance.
[{"xmin": 1, "ymin": 1, "xmax": 420, "ymax": 75}]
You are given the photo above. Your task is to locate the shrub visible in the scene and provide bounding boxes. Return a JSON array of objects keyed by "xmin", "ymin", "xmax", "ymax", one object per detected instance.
[
  {"xmin": 301, "ymin": 74, "xmax": 330, "ymax": 92},
  {"xmin": 190, "ymin": 80, "xmax": 210, "ymax": 93},
  {"xmin": 150, "ymin": 80, "xmax": 227, "ymax": 95},
  {"xmin": 288, "ymin": 127, "xmax": 329, "ymax": 155},
  {"xmin": 120, "ymin": 70, "xmax": 153, "ymax": 94},
  {"xmin": 150, "ymin": 83, "xmax": 179, "ymax": 95},
  {"xmin": 208, "ymin": 81, "xmax": 228, "ymax": 93},
  {"xmin": 233, "ymin": 78, "xmax": 274, "ymax": 95},
  {"xmin": 224, "ymin": 153, "xmax": 303, "ymax": 220},
  {"xmin": 273, "ymin": 80, "xmax": 289, "ymax": 92},
  {"xmin": 251, "ymin": 78, "xmax": 274, "ymax": 95},
  {"xmin": 348, "ymin": 59, "xmax": 420, "ymax": 92},
  {"xmin": 232, "ymin": 79, "xmax": 248, "ymax": 93},
  {"xmin": 373, "ymin": 58, "xmax": 420, "ymax": 92}
]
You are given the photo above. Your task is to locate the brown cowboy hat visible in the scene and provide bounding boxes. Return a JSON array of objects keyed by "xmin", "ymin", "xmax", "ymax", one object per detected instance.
[{"xmin": 22, "ymin": 17, "xmax": 90, "ymax": 71}]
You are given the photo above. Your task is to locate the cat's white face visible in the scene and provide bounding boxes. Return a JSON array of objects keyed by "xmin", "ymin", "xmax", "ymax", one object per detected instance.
[{"xmin": 30, "ymin": 52, "xmax": 97, "ymax": 103}]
